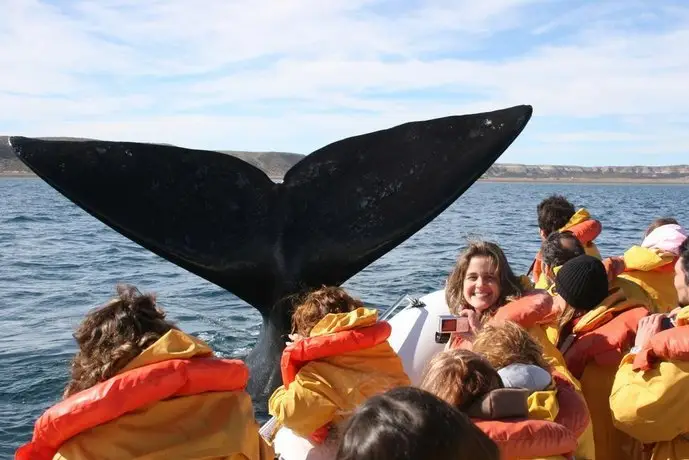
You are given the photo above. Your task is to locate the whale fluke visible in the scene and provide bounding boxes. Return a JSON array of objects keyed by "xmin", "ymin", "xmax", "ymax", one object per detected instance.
[{"xmin": 9, "ymin": 104, "xmax": 533, "ymax": 400}]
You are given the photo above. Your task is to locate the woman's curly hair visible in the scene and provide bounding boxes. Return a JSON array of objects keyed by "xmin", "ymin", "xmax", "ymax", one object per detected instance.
[
  {"xmin": 471, "ymin": 320, "xmax": 551, "ymax": 371},
  {"xmin": 291, "ymin": 286, "xmax": 364, "ymax": 337},
  {"xmin": 63, "ymin": 284, "xmax": 178, "ymax": 398}
]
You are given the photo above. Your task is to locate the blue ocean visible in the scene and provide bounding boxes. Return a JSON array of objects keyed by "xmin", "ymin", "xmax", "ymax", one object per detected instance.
[{"xmin": 2, "ymin": 177, "xmax": 688, "ymax": 457}]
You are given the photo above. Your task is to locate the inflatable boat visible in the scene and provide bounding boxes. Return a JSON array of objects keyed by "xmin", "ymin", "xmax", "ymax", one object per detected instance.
[{"xmin": 264, "ymin": 290, "xmax": 451, "ymax": 460}]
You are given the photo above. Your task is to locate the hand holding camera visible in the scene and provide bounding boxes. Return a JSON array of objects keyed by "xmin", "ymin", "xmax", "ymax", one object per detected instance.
[{"xmin": 436, "ymin": 309, "xmax": 481, "ymax": 344}]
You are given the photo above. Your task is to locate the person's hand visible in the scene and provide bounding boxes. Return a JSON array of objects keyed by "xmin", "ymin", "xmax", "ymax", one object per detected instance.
[
  {"xmin": 634, "ymin": 314, "xmax": 663, "ymax": 350},
  {"xmin": 457, "ymin": 309, "xmax": 482, "ymax": 336},
  {"xmin": 285, "ymin": 333, "xmax": 304, "ymax": 347},
  {"xmin": 602, "ymin": 256, "xmax": 626, "ymax": 284}
]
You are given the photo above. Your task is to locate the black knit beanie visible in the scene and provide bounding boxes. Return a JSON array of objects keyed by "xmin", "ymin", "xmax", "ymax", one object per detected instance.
[{"xmin": 554, "ymin": 254, "xmax": 608, "ymax": 311}]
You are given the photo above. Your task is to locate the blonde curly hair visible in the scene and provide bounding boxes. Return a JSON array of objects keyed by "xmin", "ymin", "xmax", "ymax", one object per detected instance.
[
  {"xmin": 471, "ymin": 320, "xmax": 550, "ymax": 371},
  {"xmin": 63, "ymin": 284, "xmax": 177, "ymax": 398}
]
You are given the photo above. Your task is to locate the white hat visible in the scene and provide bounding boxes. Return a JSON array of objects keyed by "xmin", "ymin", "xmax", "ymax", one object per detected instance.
[{"xmin": 498, "ymin": 363, "xmax": 552, "ymax": 392}]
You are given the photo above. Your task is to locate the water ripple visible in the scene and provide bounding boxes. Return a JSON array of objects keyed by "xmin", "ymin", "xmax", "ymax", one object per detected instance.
[{"xmin": 1, "ymin": 178, "xmax": 688, "ymax": 455}]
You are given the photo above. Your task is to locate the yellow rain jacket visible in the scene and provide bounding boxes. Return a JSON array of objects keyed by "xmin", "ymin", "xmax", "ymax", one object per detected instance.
[
  {"xmin": 559, "ymin": 289, "xmax": 649, "ymax": 460},
  {"xmin": 610, "ymin": 307, "xmax": 689, "ymax": 460},
  {"xmin": 532, "ymin": 208, "xmax": 603, "ymax": 287},
  {"xmin": 615, "ymin": 245, "xmax": 679, "ymax": 313},
  {"xmin": 17, "ymin": 329, "xmax": 273, "ymax": 460},
  {"xmin": 268, "ymin": 307, "xmax": 410, "ymax": 440}
]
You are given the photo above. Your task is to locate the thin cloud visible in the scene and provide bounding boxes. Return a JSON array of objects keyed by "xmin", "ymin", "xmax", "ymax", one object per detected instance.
[{"xmin": 1, "ymin": 0, "xmax": 688, "ymax": 165}]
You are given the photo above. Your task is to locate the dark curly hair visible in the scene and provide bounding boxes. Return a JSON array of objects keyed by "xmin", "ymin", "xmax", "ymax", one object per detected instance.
[
  {"xmin": 63, "ymin": 284, "xmax": 178, "ymax": 398},
  {"xmin": 541, "ymin": 230, "xmax": 585, "ymax": 268},
  {"xmin": 537, "ymin": 195, "xmax": 576, "ymax": 237}
]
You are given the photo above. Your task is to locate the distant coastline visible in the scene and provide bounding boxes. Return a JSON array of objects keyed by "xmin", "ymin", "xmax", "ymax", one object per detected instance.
[
  {"xmin": 478, "ymin": 177, "xmax": 689, "ymax": 184},
  {"xmin": 2, "ymin": 136, "xmax": 688, "ymax": 183}
]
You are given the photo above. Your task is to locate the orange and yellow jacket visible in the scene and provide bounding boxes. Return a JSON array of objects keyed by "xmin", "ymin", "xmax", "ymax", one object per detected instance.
[
  {"xmin": 268, "ymin": 307, "xmax": 410, "ymax": 442},
  {"xmin": 614, "ymin": 245, "xmax": 679, "ymax": 313},
  {"xmin": 532, "ymin": 208, "xmax": 603, "ymax": 287},
  {"xmin": 16, "ymin": 329, "xmax": 274, "ymax": 460},
  {"xmin": 559, "ymin": 288, "xmax": 649, "ymax": 460},
  {"xmin": 610, "ymin": 306, "xmax": 689, "ymax": 460}
]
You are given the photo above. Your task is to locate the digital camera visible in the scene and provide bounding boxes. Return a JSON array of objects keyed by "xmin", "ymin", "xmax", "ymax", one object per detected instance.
[{"xmin": 435, "ymin": 315, "xmax": 471, "ymax": 344}]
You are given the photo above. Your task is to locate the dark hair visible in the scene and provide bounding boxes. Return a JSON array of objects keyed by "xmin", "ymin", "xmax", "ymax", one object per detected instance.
[
  {"xmin": 680, "ymin": 237, "xmax": 689, "ymax": 285},
  {"xmin": 64, "ymin": 284, "xmax": 177, "ymax": 398},
  {"xmin": 445, "ymin": 240, "xmax": 524, "ymax": 315},
  {"xmin": 541, "ymin": 231, "xmax": 585, "ymax": 268},
  {"xmin": 645, "ymin": 217, "xmax": 680, "ymax": 238},
  {"xmin": 336, "ymin": 386, "xmax": 499, "ymax": 460},
  {"xmin": 537, "ymin": 195, "xmax": 576, "ymax": 236}
]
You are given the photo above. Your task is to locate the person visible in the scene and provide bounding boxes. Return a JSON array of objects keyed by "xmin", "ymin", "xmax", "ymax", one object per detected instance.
[
  {"xmin": 529, "ymin": 195, "xmax": 602, "ymax": 284},
  {"xmin": 268, "ymin": 286, "xmax": 410, "ymax": 449},
  {"xmin": 548, "ymin": 255, "xmax": 649, "ymax": 460},
  {"xmin": 472, "ymin": 320, "xmax": 557, "ymax": 392},
  {"xmin": 614, "ymin": 219, "xmax": 687, "ymax": 313},
  {"xmin": 536, "ymin": 231, "xmax": 586, "ymax": 290},
  {"xmin": 472, "ymin": 320, "xmax": 596, "ymax": 458},
  {"xmin": 419, "ymin": 349, "xmax": 589, "ymax": 459},
  {"xmin": 16, "ymin": 284, "xmax": 273, "ymax": 460},
  {"xmin": 609, "ymin": 236, "xmax": 689, "ymax": 460},
  {"xmin": 644, "ymin": 217, "xmax": 680, "ymax": 237},
  {"xmin": 444, "ymin": 240, "xmax": 550, "ymax": 350},
  {"xmin": 335, "ymin": 386, "xmax": 499, "ymax": 460}
]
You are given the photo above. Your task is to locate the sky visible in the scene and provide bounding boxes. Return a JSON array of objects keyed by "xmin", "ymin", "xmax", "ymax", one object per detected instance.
[{"xmin": 2, "ymin": 0, "xmax": 689, "ymax": 166}]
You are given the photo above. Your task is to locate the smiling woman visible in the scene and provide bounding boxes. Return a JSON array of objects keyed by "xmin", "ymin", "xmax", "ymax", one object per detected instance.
[{"xmin": 443, "ymin": 240, "xmax": 531, "ymax": 348}]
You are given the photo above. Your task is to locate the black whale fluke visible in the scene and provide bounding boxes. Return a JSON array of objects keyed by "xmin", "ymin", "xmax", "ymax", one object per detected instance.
[{"xmin": 9, "ymin": 104, "xmax": 533, "ymax": 401}]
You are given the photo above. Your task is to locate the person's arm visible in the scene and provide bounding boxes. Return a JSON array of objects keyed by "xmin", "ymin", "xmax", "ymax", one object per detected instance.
[
  {"xmin": 610, "ymin": 355, "xmax": 689, "ymax": 443},
  {"xmin": 268, "ymin": 364, "xmax": 340, "ymax": 438}
]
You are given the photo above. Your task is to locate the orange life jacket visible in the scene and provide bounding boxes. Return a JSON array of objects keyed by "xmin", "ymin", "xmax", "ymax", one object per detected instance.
[
  {"xmin": 16, "ymin": 358, "xmax": 249, "ymax": 460},
  {"xmin": 473, "ymin": 373, "xmax": 589, "ymax": 459},
  {"xmin": 633, "ymin": 324, "xmax": 689, "ymax": 371},
  {"xmin": 563, "ymin": 307, "xmax": 648, "ymax": 379},
  {"xmin": 280, "ymin": 321, "xmax": 392, "ymax": 443},
  {"xmin": 448, "ymin": 290, "xmax": 553, "ymax": 350}
]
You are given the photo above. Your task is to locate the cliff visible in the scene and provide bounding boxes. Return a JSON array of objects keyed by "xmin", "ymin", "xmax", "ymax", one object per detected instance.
[
  {"xmin": 2, "ymin": 136, "xmax": 688, "ymax": 183},
  {"xmin": 0, "ymin": 136, "xmax": 303, "ymax": 179},
  {"xmin": 481, "ymin": 163, "xmax": 689, "ymax": 183}
]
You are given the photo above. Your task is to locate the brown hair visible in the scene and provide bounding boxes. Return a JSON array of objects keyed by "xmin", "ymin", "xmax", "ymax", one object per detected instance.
[
  {"xmin": 419, "ymin": 349, "xmax": 503, "ymax": 412},
  {"xmin": 645, "ymin": 217, "xmax": 679, "ymax": 237},
  {"xmin": 291, "ymin": 286, "xmax": 364, "ymax": 337},
  {"xmin": 537, "ymin": 195, "xmax": 576, "ymax": 236},
  {"xmin": 63, "ymin": 284, "xmax": 177, "ymax": 398},
  {"xmin": 472, "ymin": 320, "xmax": 550, "ymax": 370},
  {"xmin": 445, "ymin": 241, "xmax": 524, "ymax": 316}
]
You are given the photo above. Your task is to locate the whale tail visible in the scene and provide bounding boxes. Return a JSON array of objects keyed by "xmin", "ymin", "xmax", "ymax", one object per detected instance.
[{"xmin": 9, "ymin": 104, "xmax": 533, "ymax": 399}]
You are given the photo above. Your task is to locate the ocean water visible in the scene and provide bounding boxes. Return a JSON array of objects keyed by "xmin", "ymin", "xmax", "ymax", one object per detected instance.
[{"xmin": 1, "ymin": 177, "xmax": 688, "ymax": 456}]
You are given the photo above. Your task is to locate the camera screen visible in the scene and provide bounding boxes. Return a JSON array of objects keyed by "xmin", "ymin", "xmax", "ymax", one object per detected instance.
[{"xmin": 440, "ymin": 318, "xmax": 457, "ymax": 332}]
